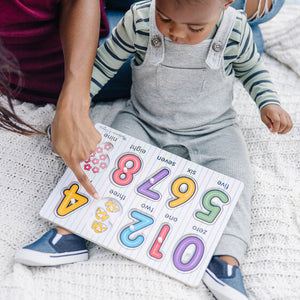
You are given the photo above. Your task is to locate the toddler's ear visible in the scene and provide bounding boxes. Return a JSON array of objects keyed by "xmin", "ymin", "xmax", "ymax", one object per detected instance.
[{"xmin": 223, "ymin": 0, "xmax": 235, "ymax": 10}]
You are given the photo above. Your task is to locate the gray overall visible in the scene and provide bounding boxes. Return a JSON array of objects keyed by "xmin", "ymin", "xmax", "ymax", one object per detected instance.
[{"xmin": 112, "ymin": 1, "xmax": 253, "ymax": 264}]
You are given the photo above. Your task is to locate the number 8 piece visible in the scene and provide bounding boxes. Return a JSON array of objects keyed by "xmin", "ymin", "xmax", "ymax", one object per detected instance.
[{"xmin": 40, "ymin": 123, "xmax": 244, "ymax": 287}]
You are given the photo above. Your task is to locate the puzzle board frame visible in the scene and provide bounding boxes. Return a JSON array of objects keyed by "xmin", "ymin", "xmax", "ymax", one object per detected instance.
[{"xmin": 40, "ymin": 123, "xmax": 244, "ymax": 287}]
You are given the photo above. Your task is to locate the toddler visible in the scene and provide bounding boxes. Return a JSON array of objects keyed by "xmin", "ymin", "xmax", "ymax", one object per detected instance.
[{"xmin": 16, "ymin": 0, "xmax": 293, "ymax": 299}]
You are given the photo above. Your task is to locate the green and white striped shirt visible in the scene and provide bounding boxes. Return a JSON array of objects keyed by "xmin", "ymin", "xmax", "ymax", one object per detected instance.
[{"xmin": 91, "ymin": 0, "xmax": 280, "ymax": 110}]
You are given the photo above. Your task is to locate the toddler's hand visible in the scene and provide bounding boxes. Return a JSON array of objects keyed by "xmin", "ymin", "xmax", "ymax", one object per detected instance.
[{"xmin": 260, "ymin": 104, "xmax": 293, "ymax": 134}]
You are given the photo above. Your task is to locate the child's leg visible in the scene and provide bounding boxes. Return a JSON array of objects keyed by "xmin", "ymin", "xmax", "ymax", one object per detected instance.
[
  {"xmin": 111, "ymin": 104, "xmax": 160, "ymax": 145},
  {"xmin": 187, "ymin": 124, "xmax": 252, "ymax": 299},
  {"xmin": 56, "ymin": 226, "xmax": 73, "ymax": 235},
  {"xmin": 188, "ymin": 124, "xmax": 253, "ymax": 264}
]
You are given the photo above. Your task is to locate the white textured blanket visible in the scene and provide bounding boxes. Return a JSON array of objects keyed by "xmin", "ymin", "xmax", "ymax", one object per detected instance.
[{"xmin": 0, "ymin": 5, "xmax": 299, "ymax": 300}]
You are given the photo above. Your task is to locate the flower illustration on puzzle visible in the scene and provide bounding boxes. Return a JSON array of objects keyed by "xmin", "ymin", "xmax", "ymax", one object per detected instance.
[{"xmin": 82, "ymin": 142, "xmax": 114, "ymax": 182}]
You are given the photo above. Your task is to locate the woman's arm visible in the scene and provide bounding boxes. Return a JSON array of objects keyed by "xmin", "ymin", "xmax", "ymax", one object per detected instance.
[{"xmin": 51, "ymin": 0, "xmax": 102, "ymax": 199}]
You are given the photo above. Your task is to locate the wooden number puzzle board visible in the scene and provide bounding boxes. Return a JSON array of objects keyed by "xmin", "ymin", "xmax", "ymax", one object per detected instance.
[{"xmin": 40, "ymin": 123, "xmax": 244, "ymax": 287}]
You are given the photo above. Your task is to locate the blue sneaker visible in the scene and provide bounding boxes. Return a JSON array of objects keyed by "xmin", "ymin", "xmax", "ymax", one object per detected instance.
[
  {"xmin": 202, "ymin": 256, "xmax": 248, "ymax": 300},
  {"xmin": 15, "ymin": 229, "xmax": 88, "ymax": 266}
]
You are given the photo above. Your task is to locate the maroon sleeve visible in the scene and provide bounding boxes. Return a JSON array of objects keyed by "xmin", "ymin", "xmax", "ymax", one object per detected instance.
[
  {"xmin": 100, "ymin": 0, "xmax": 110, "ymax": 38},
  {"xmin": 0, "ymin": 0, "xmax": 109, "ymax": 104}
]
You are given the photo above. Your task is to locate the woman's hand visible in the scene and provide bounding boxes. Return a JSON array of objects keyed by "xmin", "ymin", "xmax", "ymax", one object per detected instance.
[{"xmin": 51, "ymin": 89, "xmax": 102, "ymax": 199}]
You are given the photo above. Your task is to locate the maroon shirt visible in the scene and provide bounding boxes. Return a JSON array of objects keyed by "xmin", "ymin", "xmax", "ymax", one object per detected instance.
[{"xmin": 0, "ymin": 0, "xmax": 109, "ymax": 104}]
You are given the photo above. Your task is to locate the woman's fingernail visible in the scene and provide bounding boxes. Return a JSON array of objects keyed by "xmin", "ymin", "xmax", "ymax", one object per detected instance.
[{"xmin": 93, "ymin": 192, "xmax": 100, "ymax": 199}]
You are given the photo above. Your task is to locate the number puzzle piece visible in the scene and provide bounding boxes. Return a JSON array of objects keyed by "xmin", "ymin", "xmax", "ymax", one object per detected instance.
[
  {"xmin": 149, "ymin": 224, "xmax": 171, "ymax": 260},
  {"xmin": 120, "ymin": 210, "xmax": 154, "ymax": 248},
  {"xmin": 173, "ymin": 235, "xmax": 205, "ymax": 272},
  {"xmin": 56, "ymin": 184, "xmax": 89, "ymax": 217},
  {"xmin": 112, "ymin": 153, "xmax": 142, "ymax": 186},
  {"xmin": 168, "ymin": 176, "xmax": 196, "ymax": 208},
  {"xmin": 137, "ymin": 168, "xmax": 170, "ymax": 201},
  {"xmin": 194, "ymin": 189, "xmax": 229, "ymax": 224}
]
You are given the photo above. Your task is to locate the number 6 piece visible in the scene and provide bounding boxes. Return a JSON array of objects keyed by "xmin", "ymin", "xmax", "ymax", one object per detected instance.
[{"xmin": 40, "ymin": 123, "xmax": 244, "ymax": 287}]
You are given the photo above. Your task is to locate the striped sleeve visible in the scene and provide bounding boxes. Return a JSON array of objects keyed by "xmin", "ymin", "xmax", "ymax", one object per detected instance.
[
  {"xmin": 225, "ymin": 11, "xmax": 280, "ymax": 110},
  {"xmin": 90, "ymin": 1, "xmax": 150, "ymax": 98}
]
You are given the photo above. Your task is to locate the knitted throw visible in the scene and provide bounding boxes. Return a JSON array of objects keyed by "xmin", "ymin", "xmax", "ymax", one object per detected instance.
[{"xmin": 0, "ymin": 5, "xmax": 299, "ymax": 300}]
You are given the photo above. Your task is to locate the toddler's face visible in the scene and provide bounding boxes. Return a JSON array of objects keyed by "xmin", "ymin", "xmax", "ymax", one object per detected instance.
[{"xmin": 155, "ymin": 0, "xmax": 230, "ymax": 45}]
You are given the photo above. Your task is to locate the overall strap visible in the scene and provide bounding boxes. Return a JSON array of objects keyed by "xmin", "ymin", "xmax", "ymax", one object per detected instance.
[
  {"xmin": 205, "ymin": 7, "xmax": 237, "ymax": 70},
  {"xmin": 148, "ymin": 0, "xmax": 165, "ymax": 65}
]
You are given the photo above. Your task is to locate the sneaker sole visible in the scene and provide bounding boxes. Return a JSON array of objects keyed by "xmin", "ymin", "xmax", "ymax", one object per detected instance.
[
  {"xmin": 202, "ymin": 269, "xmax": 248, "ymax": 300},
  {"xmin": 15, "ymin": 248, "xmax": 89, "ymax": 266}
]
